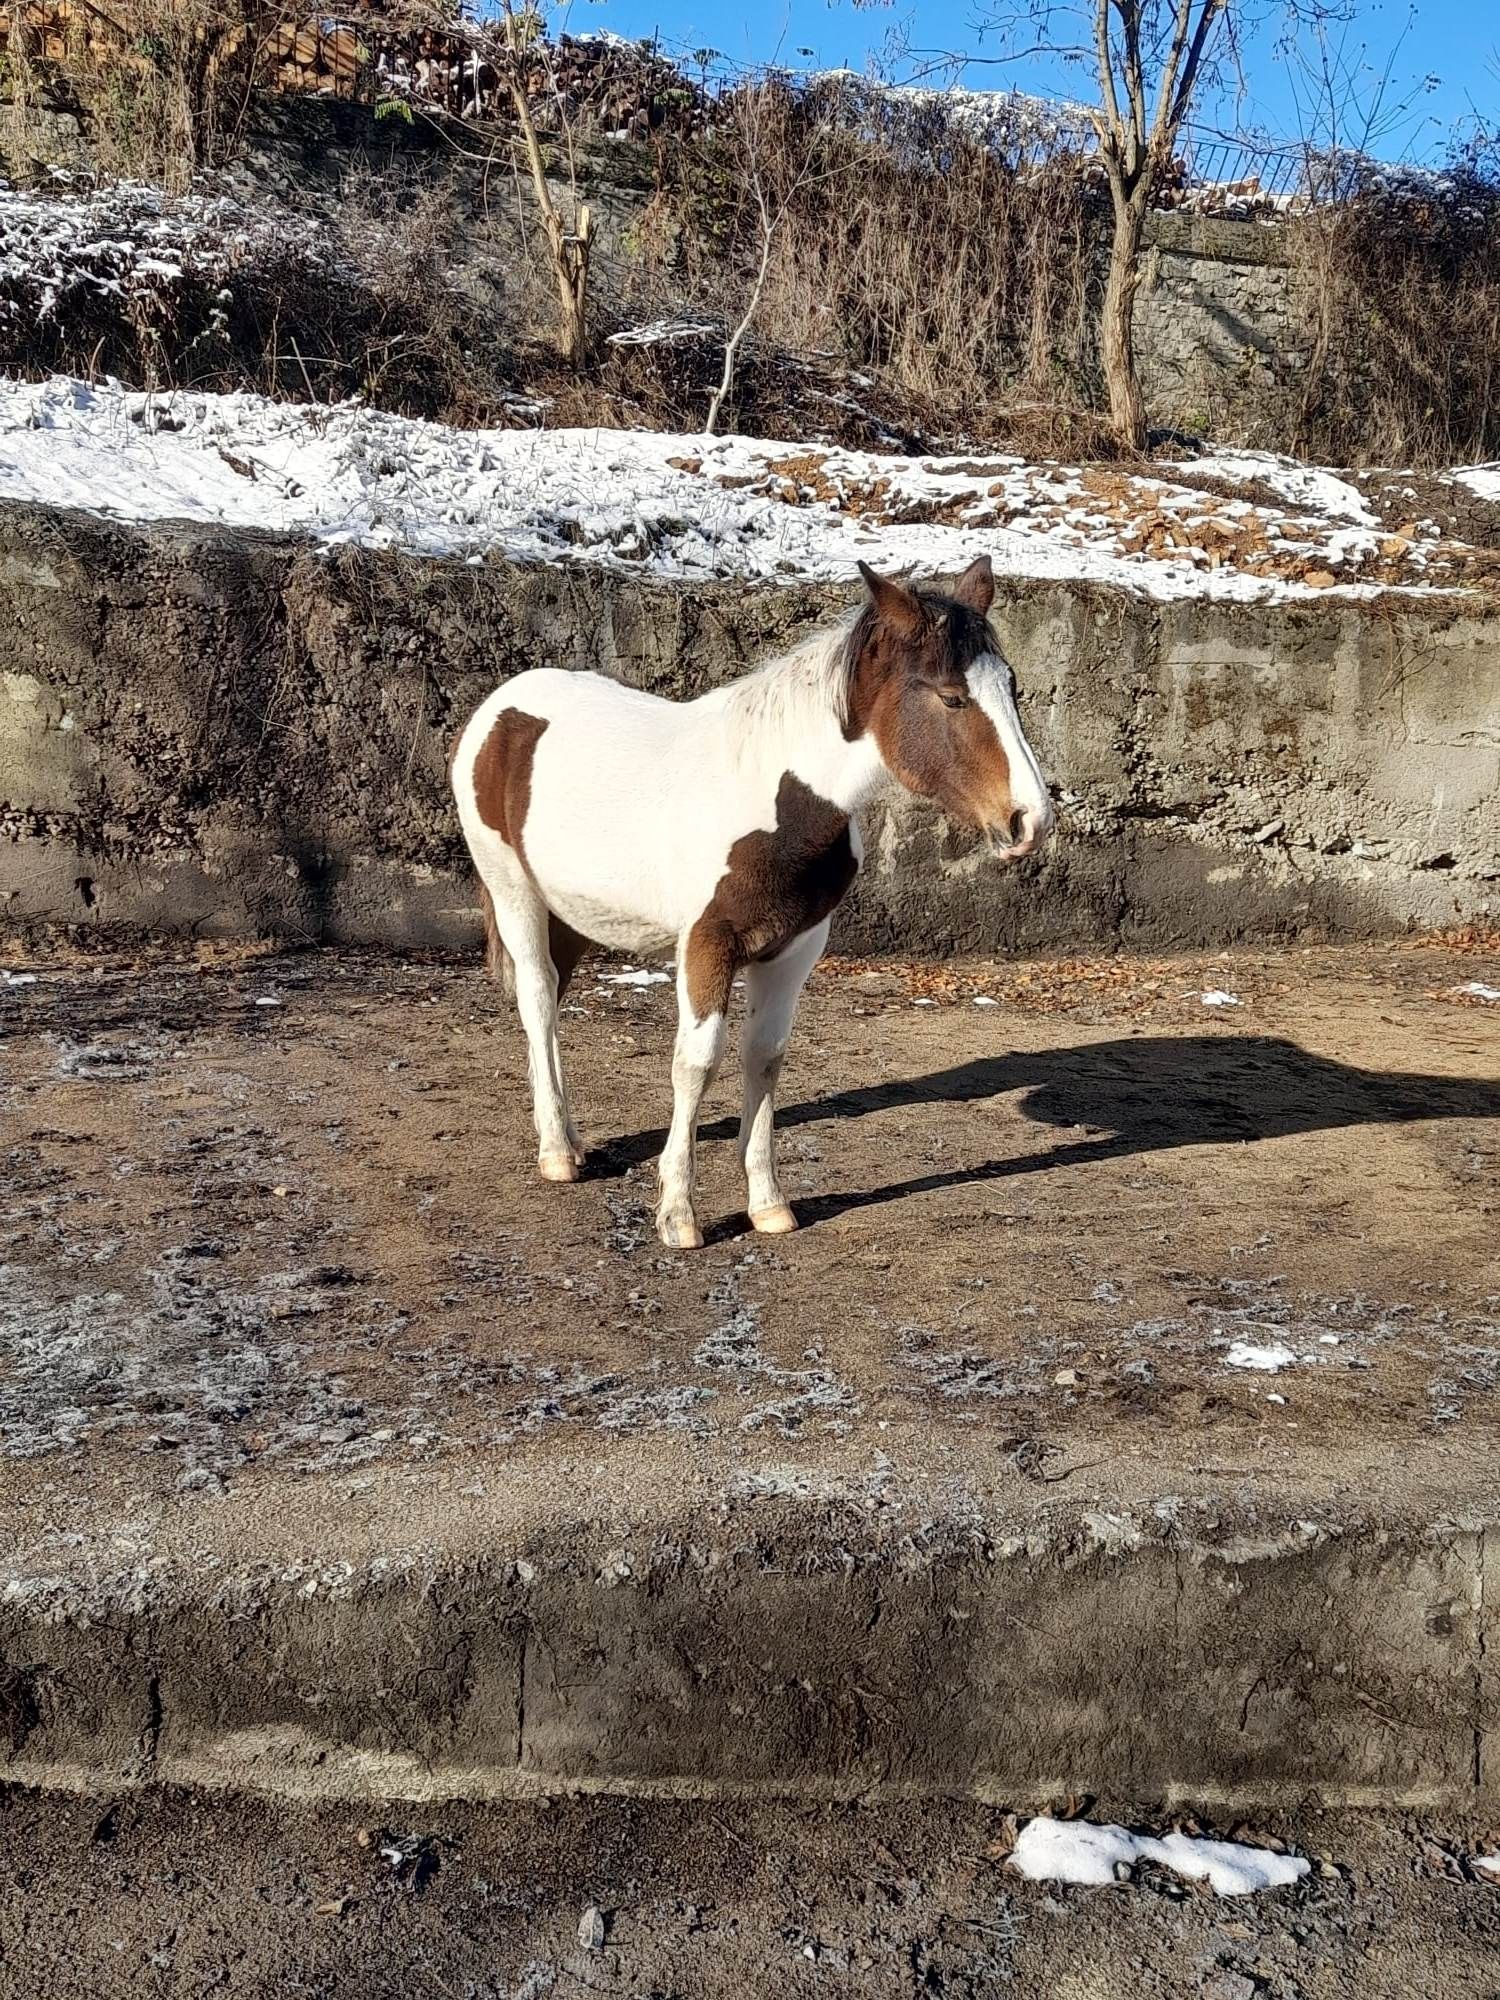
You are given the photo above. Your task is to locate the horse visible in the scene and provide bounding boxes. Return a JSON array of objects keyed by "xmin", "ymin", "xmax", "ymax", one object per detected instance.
[{"xmin": 450, "ymin": 555, "xmax": 1054, "ymax": 1249}]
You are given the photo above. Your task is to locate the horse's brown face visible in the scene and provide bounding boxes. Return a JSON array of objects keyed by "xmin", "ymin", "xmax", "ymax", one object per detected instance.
[{"xmin": 846, "ymin": 557, "xmax": 1054, "ymax": 858}]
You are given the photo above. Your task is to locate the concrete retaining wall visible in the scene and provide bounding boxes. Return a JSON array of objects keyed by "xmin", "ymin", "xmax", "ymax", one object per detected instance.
[{"xmin": 2, "ymin": 500, "xmax": 1497, "ymax": 954}]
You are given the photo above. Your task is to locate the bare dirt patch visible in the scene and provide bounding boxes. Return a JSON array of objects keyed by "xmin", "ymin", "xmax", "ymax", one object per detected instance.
[
  {"xmin": 3, "ymin": 1785, "xmax": 1498, "ymax": 1999},
  {"xmin": 1, "ymin": 939, "xmax": 1496, "ymax": 1506}
]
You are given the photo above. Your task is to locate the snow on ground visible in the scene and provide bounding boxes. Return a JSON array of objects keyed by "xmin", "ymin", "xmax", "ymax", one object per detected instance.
[
  {"xmin": 0, "ymin": 180, "xmax": 329, "ymax": 327},
  {"xmin": 1009, "ymin": 1817, "xmax": 1310, "ymax": 1896},
  {"xmin": 1225, "ymin": 1339, "xmax": 1297, "ymax": 1373},
  {"xmin": 1170, "ymin": 448, "xmax": 1379, "ymax": 527},
  {"xmin": 1453, "ymin": 465, "xmax": 1500, "ymax": 503},
  {"xmin": 4, "ymin": 375, "xmax": 1497, "ymax": 601}
]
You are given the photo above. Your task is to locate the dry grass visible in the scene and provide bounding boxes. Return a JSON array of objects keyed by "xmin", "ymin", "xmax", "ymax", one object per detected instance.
[
  {"xmin": 1289, "ymin": 170, "xmax": 1500, "ymax": 467},
  {"xmin": 642, "ymin": 77, "xmax": 1102, "ymax": 446},
  {"xmin": 30, "ymin": 0, "xmax": 271, "ymax": 189}
]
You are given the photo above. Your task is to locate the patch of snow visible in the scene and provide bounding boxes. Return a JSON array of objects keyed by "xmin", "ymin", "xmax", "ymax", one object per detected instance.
[
  {"xmin": 1009, "ymin": 1816, "xmax": 1310, "ymax": 1896},
  {"xmin": 1200, "ymin": 990, "xmax": 1242, "ymax": 1007},
  {"xmin": 1225, "ymin": 1339, "xmax": 1297, "ymax": 1372},
  {"xmin": 1451, "ymin": 466, "xmax": 1500, "ymax": 502},
  {"xmin": 1456, "ymin": 981, "xmax": 1500, "ymax": 1002},
  {"xmin": 1171, "ymin": 448, "xmax": 1379, "ymax": 527},
  {"xmin": 606, "ymin": 317, "xmax": 719, "ymax": 347},
  {"xmin": 972, "ymin": 995, "xmax": 998, "ymax": 1007},
  {"xmin": 2, "ymin": 971, "xmax": 38, "ymax": 986},
  {"xmin": 1474, "ymin": 1852, "xmax": 1500, "ymax": 1885},
  {"xmin": 0, "ymin": 181, "xmax": 330, "ymax": 328},
  {"xmin": 0, "ymin": 376, "xmax": 1448, "ymax": 604},
  {"xmin": 600, "ymin": 968, "xmax": 671, "ymax": 987}
]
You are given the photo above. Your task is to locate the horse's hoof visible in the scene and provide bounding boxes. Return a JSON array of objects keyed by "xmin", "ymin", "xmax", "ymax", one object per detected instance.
[
  {"xmin": 657, "ymin": 1213, "xmax": 704, "ymax": 1251},
  {"xmin": 750, "ymin": 1203, "xmax": 798, "ymax": 1235},
  {"xmin": 539, "ymin": 1151, "xmax": 580, "ymax": 1183}
]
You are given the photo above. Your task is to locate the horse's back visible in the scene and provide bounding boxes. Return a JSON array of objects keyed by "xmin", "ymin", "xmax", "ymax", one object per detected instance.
[{"xmin": 454, "ymin": 667, "xmax": 720, "ymax": 945}]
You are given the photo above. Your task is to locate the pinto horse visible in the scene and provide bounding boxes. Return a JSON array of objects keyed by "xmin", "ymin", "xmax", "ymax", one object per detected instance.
[{"xmin": 451, "ymin": 556, "xmax": 1053, "ymax": 1248}]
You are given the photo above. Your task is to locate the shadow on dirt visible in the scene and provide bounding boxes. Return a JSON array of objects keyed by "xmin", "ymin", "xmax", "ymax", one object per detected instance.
[{"xmin": 592, "ymin": 1034, "xmax": 1500, "ymax": 1224}]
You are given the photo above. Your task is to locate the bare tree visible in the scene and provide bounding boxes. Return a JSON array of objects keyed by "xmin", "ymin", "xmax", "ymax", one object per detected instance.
[
  {"xmin": 491, "ymin": 0, "xmax": 592, "ymax": 370},
  {"xmin": 907, "ymin": 0, "xmax": 1355, "ymax": 448},
  {"xmin": 705, "ymin": 77, "xmax": 851, "ymax": 435}
]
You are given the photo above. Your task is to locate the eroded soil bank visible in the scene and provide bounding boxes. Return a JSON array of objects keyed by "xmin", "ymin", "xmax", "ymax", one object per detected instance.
[{"xmin": 3, "ymin": 501, "xmax": 1497, "ymax": 952}]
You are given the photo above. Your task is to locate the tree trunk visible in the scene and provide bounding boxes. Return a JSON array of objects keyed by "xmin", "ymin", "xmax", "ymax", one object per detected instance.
[{"xmin": 1101, "ymin": 190, "xmax": 1149, "ymax": 451}]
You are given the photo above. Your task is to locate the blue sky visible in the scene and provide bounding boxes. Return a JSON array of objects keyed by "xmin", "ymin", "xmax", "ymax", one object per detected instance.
[{"xmin": 551, "ymin": 0, "xmax": 1495, "ymax": 162}]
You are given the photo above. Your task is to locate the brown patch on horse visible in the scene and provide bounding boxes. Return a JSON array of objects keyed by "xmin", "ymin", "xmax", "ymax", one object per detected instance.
[
  {"xmin": 473, "ymin": 708, "xmax": 548, "ymax": 869},
  {"xmin": 842, "ymin": 560, "xmax": 1013, "ymax": 829},
  {"xmin": 683, "ymin": 773, "xmax": 857, "ymax": 1020}
]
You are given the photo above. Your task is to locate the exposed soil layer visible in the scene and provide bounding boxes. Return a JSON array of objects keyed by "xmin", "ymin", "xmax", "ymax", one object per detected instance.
[{"xmin": 4, "ymin": 1785, "xmax": 1500, "ymax": 2000}]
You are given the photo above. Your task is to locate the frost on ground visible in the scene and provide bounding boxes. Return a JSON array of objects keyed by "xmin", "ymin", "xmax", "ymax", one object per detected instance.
[
  {"xmin": 3, "ymin": 374, "xmax": 1498, "ymax": 600},
  {"xmin": 1009, "ymin": 1816, "xmax": 1310, "ymax": 1896}
]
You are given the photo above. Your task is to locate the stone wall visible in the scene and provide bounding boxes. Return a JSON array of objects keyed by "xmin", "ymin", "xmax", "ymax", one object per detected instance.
[
  {"xmin": 3, "ymin": 502, "xmax": 1497, "ymax": 955},
  {"xmin": 1135, "ymin": 212, "xmax": 1317, "ymax": 445}
]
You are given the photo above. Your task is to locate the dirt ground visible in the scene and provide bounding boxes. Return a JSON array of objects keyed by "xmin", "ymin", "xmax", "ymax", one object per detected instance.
[
  {"xmin": 3, "ymin": 1785, "xmax": 1500, "ymax": 2000},
  {"xmin": 1, "ymin": 934, "xmax": 1497, "ymax": 1507}
]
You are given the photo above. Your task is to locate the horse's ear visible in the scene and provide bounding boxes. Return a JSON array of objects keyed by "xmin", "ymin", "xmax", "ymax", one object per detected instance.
[
  {"xmin": 857, "ymin": 561, "xmax": 924, "ymax": 638},
  {"xmin": 951, "ymin": 554, "xmax": 994, "ymax": 614}
]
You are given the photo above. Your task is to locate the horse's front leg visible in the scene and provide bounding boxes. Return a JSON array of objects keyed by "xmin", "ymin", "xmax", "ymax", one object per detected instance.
[
  {"xmin": 738, "ymin": 920, "xmax": 827, "ymax": 1234},
  {"xmin": 656, "ymin": 930, "xmax": 732, "ymax": 1250}
]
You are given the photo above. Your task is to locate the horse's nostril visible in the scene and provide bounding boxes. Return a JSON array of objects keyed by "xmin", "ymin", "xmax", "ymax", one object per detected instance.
[{"xmin": 1009, "ymin": 809, "xmax": 1028, "ymax": 845}]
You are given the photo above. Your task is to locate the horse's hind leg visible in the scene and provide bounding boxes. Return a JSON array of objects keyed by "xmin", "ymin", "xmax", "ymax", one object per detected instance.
[
  {"xmin": 738, "ymin": 920, "xmax": 827, "ymax": 1233},
  {"xmin": 474, "ymin": 847, "xmax": 584, "ymax": 1182}
]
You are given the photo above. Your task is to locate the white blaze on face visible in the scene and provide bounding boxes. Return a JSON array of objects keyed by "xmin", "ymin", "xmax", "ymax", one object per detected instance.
[{"xmin": 966, "ymin": 653, "xmax": 1054, "ymax": 857}]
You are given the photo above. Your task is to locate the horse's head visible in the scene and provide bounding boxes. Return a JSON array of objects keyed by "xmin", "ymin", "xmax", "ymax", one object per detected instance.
[{"xmin": 846, "ymin": 556, "xmax": 1054, "ymax": 859}]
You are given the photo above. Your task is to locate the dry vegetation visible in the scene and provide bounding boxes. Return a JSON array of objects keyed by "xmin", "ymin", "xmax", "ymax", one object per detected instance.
[
  {"xmin": 639, "ymin": 77, "xmax": 1108, "ymax": 453},
  {"xmin": 5, "ymin": 12, "xmax": 1500, "ymax": 466},
  {"xmin": 1290, "ymin": 166, "xmax": 1500, "ymax": 467}
]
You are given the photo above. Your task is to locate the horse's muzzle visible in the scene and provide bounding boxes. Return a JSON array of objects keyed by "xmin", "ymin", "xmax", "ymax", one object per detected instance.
[{"xmin": 988, "ymin": 802, "xmax": 1054, "ymax": 862}]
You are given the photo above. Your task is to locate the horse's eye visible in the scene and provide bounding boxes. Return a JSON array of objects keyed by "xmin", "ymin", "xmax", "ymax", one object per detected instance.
[{"xmin": 939, "ymin": 692, "xmax": 969, "ymax": 711}]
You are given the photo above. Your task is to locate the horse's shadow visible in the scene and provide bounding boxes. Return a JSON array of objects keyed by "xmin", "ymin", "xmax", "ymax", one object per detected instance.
[{"xmin": 585, "ymin": 1032, "xmax": 1500, "ymax": 1227}]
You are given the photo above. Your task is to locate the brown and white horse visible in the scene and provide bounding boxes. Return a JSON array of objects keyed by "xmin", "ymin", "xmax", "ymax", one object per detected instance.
[{"xmin": 451, "ymin": 556, "xmax": 1053, "ymax": 1248}]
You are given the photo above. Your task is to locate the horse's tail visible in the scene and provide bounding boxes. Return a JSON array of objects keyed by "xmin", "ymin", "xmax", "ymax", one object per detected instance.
[{"xmin": 478, "ymin": 882, "xmax": 516, "ymax": 999}]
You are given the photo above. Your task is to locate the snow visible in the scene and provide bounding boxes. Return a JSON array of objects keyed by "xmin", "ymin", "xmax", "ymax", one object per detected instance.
[
  {"xmin": 1452, "ymin": 466, "xmax": 1500, "ymax": 502},
  {"xmin": 1457, "ymin": 982, "xmax": 1500, "ymax": 1001},
  {"xmin": 1225, "ymin": 1340, "xmax": 1297, "ymax": 1372},
  {"xmin": 1009, "ymin": 1816, "xmax": 1310, "ymax": 1896},
  {"xmin": 1200, "ymin": 990, "xmax": 1241, "ymax": 1007},
  {"xmin": 599, "ymin": 968, "xmax": 670, "ymax": 987},
  {"xmin": 606, "ymin": 317, "xmax": 719, "ymax": 347},
  {"xmin": 1475, "ymin": 1852, "xmax": 1500, "ymax": 1884},
  {"xmin": 0, "ymin": 180, "xmax": 329, "ymax": 327},
  {"xmin": 1169, "ymin": 448, "xmax": 1378, "ymax": 527},
  {"xmin": 0, "ymin": 375, "xmax": 1464, "ymax": 603}
]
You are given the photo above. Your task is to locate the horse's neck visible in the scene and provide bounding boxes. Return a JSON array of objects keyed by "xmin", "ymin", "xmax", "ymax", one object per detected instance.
[{"xmin": 721, "ymin": 635, "xmax": 886, "ymax": 819}]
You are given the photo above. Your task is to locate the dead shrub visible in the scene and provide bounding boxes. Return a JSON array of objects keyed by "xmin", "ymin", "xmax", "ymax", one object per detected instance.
[
  {"xmin": 1289, "ymin": 164, "xmax": 1500, "ymax": 466},
  {"xmin": 11, "ymin": 0, "xmax": 271, "ymax": 190},
  {"xmin": 642, "ymin": 76, "xmax": 1100, "ymax": 443},
  {"xmin": 0, "ymin": 171, "xmax": 517, "ymax": 420}
]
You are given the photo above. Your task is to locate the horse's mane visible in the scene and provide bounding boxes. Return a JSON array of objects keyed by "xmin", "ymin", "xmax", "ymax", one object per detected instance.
[{"xmin": 710, "ymin": 611, "xmax": 860, "ymax": 740}]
